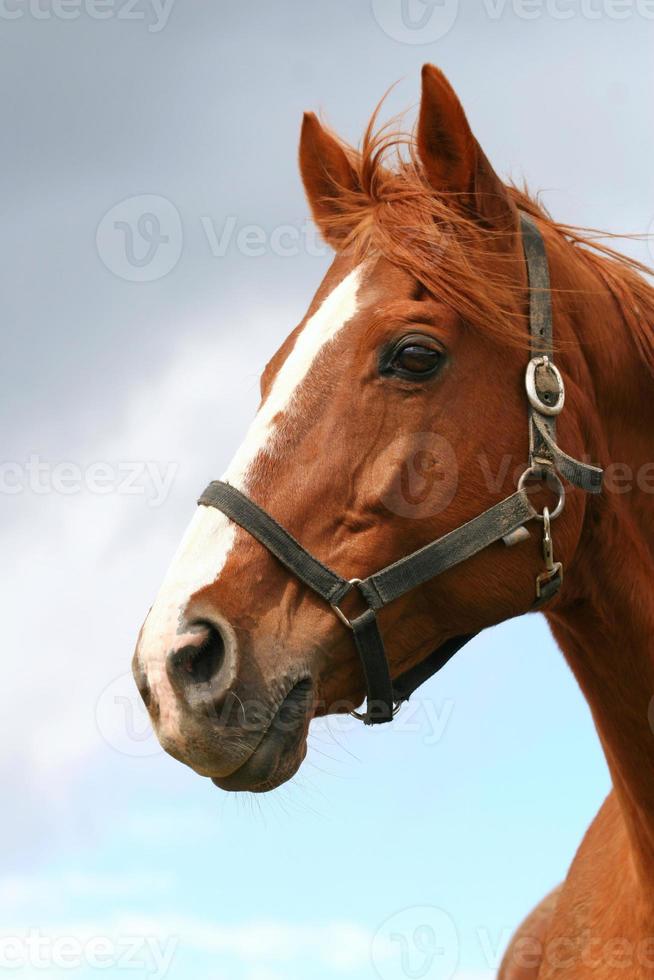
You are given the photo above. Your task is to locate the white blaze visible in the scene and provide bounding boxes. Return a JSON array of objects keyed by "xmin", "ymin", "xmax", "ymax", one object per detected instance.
[{"xmin": 139, "ymin": 265, "xmax": 364, "ymax": 722}]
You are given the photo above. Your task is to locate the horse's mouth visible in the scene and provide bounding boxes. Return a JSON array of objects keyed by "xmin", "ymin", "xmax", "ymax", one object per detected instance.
[{"xmin": 211, "ymin": 677, "xmax": 313, "ymax": 793}]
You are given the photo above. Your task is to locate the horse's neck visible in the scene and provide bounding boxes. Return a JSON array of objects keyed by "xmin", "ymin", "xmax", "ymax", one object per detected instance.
[
  {"xmin": 549, "ymin": 530, "xmax": 654, "ymax": 890},
  {"xmin": 549, "ymin": 243, "xmax": 654, "ymax": 892}
]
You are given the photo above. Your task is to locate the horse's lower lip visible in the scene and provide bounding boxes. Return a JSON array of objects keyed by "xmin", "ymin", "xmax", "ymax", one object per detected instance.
[{"xmin": 211, "ymin": 678, "xmax": 313, "ymax": 793}]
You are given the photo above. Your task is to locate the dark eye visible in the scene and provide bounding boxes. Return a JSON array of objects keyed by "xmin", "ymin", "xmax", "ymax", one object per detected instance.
[{"xmin": 382, "ymin": 335, "xmax": 444, "ymax": 380}]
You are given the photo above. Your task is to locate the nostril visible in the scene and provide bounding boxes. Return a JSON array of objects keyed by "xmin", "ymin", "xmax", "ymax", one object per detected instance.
[{"xmin": 166, "ymin": 623, "xmax": 226, "ymax": 690}]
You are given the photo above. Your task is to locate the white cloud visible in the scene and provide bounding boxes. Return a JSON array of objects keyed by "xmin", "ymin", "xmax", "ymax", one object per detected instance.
[
  {"xmin": 158, "ymin": 915, "xmax": 372, "ymax": 968},
  {"xmin": 0, "ymin": 897, "xmax": 500, "ymax": 979},
  {"xmin": 0, "ymin": 312, "xmax": 291, "ymax": 803},
  {"xmin": 0, "ymin": 911, "xmax": 373, "ymax": 975},
  {"xmin": 0, "ymin": 871, "xmax": 174, "ymax": 911}
]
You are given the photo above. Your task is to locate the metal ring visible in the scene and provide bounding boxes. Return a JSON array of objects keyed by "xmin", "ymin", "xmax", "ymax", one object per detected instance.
[
  {"xmin": 330, "ymin": 577, "xmax": 363, "ymax": 631},
  {"xmin": 517, "ymin": 465, "xmax": 565, "ymax": 520},
  {"xmin": 525, "ymin": 355, "xmax": 565, "ymax": 417}
]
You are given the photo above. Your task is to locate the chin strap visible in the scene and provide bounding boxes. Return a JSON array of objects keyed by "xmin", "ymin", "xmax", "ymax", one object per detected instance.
[{"xmin": 197, "ymin": 212, "xmax": 603, "ymax": 725}]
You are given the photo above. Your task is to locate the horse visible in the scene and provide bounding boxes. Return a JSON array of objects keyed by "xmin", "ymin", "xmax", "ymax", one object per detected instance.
[{"xmin": 133, "ymin": 65, "xmax": 654, "ymax": 978}]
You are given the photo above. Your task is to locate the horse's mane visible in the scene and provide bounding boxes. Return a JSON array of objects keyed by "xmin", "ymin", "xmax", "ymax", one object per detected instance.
[{"xmin": 320, "ymin": 109, "xmax": 654, "ymax": 375}]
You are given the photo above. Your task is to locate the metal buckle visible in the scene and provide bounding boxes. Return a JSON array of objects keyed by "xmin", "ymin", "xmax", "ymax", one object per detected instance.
[
  {"xmin": 535, "ymin": 506, "xmax": 563, "ymax": 599},
  {"xmin": 525, "ymin": 355, "xmax": 565, "ymax": 417},
  {"xmin": 330, "ymin": 578, "xmax": 363, "ymax": 630},
  {"xmin": 517, "ymin": 464, "xmax": 565, "ymax": 520},
  {"xmin": 331, "ymin": 580, "xmax": 403, "ymax": 722},
  {"xmin": 350, "ymin": 702, "xmax": 403, "ymax": 722}
]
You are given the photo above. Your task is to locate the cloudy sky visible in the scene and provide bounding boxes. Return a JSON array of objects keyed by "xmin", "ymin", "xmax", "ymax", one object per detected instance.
[{"xmin": 2, "ymin": 2, "xmax": 653, "ymax": 978}]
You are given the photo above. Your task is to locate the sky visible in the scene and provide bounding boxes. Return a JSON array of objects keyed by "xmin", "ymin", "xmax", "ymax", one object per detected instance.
[{"xmin": 2, "ymin": 2, "xmax": 653, "ymax": 979}]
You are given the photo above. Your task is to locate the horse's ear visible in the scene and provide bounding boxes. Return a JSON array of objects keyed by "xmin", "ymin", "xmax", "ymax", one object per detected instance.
[
  {"xmin": 299, "ymin": 112, "xmax": 359, "ymax": 248},
  {"xmin": 417, "ymin": 64, "xmax": 515, "ymax": 228}
]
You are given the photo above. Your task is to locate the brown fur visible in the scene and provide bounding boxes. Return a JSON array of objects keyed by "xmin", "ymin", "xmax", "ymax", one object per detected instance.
[
  {"xmin": 136, "ymin": 65, "xmax": 654, "ymax": 976},
  {"xmin": 499, "ymin": 886, "xmax": 563, "ymax": 979}
]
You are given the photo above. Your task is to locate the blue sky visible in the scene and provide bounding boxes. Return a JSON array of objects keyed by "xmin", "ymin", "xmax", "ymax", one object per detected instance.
[
  {"xmin": 2, "ymin": 616, "xmax": 610, "ymax": 979},
  {"xmin": 2, "ymin": 2, "xmax": 652, "ymax": 978}
]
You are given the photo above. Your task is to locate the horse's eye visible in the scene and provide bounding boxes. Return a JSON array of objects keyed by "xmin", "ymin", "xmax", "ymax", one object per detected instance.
[
  {"xmin": 393, "ymin": 344, "xmax": 440, "ymax": 374},
  {"xmin": 383, "ymin": 336, "xmax": 444, "ymax": 380}
]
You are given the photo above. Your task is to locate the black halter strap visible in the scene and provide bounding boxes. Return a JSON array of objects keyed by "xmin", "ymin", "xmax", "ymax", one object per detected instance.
[{"xmin": 198, "ymin": 212, "xmax": 603, "ymax": 725}]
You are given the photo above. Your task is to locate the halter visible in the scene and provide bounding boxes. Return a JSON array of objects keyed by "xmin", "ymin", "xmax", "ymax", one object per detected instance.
[{"xmin": 198, "ymin": 213, "xmax": 603, "ymax": 725}]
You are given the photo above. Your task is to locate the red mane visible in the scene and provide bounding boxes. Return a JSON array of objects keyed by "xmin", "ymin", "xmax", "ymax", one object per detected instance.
[{"xmin": 317, "ymin": 104, "xmax": 654, "ymax": 369}]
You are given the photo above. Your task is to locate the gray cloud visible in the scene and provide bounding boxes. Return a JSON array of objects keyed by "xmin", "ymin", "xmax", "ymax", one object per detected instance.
[{"xmin": 2, "ymin": 1, "xmax": 651, "ymax": 851}]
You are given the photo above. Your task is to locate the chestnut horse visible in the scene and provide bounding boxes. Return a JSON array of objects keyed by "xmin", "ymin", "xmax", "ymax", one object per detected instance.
[{"xmin": 133, "ymin": 66, "xmax": 654, "ymax": 978}]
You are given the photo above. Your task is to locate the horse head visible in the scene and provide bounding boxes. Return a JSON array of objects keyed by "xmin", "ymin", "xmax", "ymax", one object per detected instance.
[{"xmin": 133, "ymin": 66, "xmax": 594, "ymax": 792}]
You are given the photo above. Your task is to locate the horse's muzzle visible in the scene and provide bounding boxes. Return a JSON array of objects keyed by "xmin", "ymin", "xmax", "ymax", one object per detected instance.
[{"xmin": 211, "ymin": 676, "xmax": 313, "ymax": 792}]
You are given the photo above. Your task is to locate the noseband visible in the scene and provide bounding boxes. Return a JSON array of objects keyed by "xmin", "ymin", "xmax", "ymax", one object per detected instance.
[{"xmin": 198, "ymin": 213, "xmax": 603, "ymax": 725}]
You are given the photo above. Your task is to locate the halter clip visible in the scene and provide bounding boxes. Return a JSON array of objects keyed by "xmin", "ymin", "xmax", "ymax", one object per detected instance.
[{"xmin": 536, "ymin": 506, "xmax": 563, "ymax": 600}]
